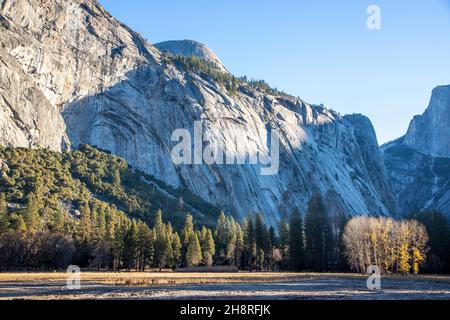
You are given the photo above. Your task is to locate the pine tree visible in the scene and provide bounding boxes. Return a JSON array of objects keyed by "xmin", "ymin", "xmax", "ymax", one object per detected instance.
[
  {"xmin": 182, "ymin": 213, "xmax": 194, "ymax": 243},
  {"xmin": 97, "ymin": 208, "xmax": 107, "ymax": 240},
  {"xmin": 15, "ymin": 214, "xmax": 27, "ymax": 234},
  {"xmin": 172, "ymin": 232, "xmax": 182, "ymax": 267},
  {"xmin": 336, "ymin": 212, "xmax": 349, "ymax": 271},
  {"xmin": 154, "ymin": 225, "xmax": 168, "ymax": 270},
  {"xmin": 254, "ymin": 213, "xmax": 271, "ymax": 268},
  {"xmin": 154, "ymin": 209, "xmax": 165, "ymax": 238},
  {"xmin": 279, "ymin": 218, "xmax": 289, "ymax": 261},
  {"xmin": 204, "ymin": 228, "xmax": 216, "ymax": 266},
  {"xmin": 411, "ymin": 210, "xmax": 450, "ymax": 273},
  {"xmin": 0, "ymin": 193, "xmax": 9, "ymax": 234},
  {"xmin": 255, "ymin": 213, "xmax": 265, "ymax": 254},
  {"xmin": 245, "ymin": 216, "xmax": 256, "ymax": 270},
  {"xmin": 164, "ymin": 233, "xmax": 174, "ymax": 268},
  {"xmin": 186, "ymin": 232, "xmax": 202, "ymax": 267},
  {"xmin": 49, "ymin": 209, "xmax": 65, "ymax": 234},
  {"xmin": 80, "ymin": 203, "xmax": 92, "ymax": 242},
  {"xmin": 137, "ymin": 221, "xmax": 154, "ymax": 271},
  {"xmin": 234, "ymin": 223, "xmax": 245, "ymax": 269},
  {"xmin": 23, "ymin": 192, "xmax": 40, "ymax": 233},
  {"xmin": 123, "ymin": 220, "xmax": 139, "ymax": 270},
  {"xmin": 288, "ymin": 208, "xmax": 304, "ymax": 271},
  {"xmin": 215, "ymin": 211, "xmax": 228, "ymax": 252},
  {"xmin": 226, "ymin": 230, "xmax": 237, "ymax": 266},
  {"xmin": 148, "ymin": 228, "xmax": 157, "ymax": 268},
  {"xmin": 199, "ymin": 226, "xmax": 215, "ymax": 266},
  {"xmin": 304, "ymin": 195, "xmax": 332, "ymax": 271},
  {"xmin": 111, "ymin": 218, "xmax": 126, "ymax": 270}
]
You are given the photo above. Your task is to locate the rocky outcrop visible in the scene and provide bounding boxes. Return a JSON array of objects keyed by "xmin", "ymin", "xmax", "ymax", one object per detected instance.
[
  {"xmin": 344, "ymin": 114, "xmax": 398, "ymax": 214},
  {"xmin": 155, "ymin": 40, "xmax": 228, "ymax": 73},
  {"xmin": 382, "ymin": 139, "xmax": 450, "ymax": 216},
  {"xmin": 0, "ymin": 43, "xmax": 69, "ymax": 150},
  {"xmin": 382, "ymin": 86, "xmax": 450, "ymax": 217},
  {"xmin": 0, "ymin": 0, "xmax": 396, "ymax": 224}
]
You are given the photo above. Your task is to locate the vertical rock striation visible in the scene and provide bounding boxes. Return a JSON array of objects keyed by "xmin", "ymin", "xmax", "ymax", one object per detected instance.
[{"xmin": 0, "ymin": 0, "xmax": 397, "ymax": 224}]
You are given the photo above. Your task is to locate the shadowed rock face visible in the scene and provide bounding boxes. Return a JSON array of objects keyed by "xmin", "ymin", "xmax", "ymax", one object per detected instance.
[
  {"xmin": 0, "ymin": 0, "xmax": 396, "ymax": 224},
  {"xmin": 382, "ymin": 86, "xmax": 450, "ymax": 217},
  {"xmin": 382, "ymin": 140, "xmax": 450, "ymax": 216}
]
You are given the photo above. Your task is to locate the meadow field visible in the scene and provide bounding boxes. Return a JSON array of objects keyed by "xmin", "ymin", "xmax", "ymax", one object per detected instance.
[{"xmin": 0, "ymin": 272, "xmax": 449, "ymax": 300}]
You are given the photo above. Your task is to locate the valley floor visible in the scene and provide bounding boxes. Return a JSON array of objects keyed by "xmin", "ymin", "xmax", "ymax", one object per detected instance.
[{"xmin": 0, "ymin": 272, "xmax": 449, "ymax": 300}]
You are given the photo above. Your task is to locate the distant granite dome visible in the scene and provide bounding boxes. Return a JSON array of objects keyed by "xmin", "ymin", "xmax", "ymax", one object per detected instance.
[
  {"xmin": 155, "ymin": 40, "xmax": 228, "ymax": 73},
  {"xmin": 405, "ymin": 85, "xmax": 450, "ymax": 157},
  {"xmin": 382, "ymin": 85, "xmax": 450, "ymax": 217}
]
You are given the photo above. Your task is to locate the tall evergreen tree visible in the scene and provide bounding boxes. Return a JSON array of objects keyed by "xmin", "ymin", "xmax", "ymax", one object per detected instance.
[
  {"xmin": 23, "ymin": 192, "xmax": 40, "ymax": 233},
  {"xmin": 15, "ymin": 214, "xmax": 27, "ymax": 234},
  {"xmin": 200, "ymin": 226, "xmax": 215, "ymax": 266},
  {"xmin": 304, "ymin": 195, "xmax": 333, "ymax": 271},
  {"xmin": 154, "ymin": 209, "xmax": 165, "ymax": 238},
  {"xmin": 214, "ymin": 211, "xmax": 229, "ymax": 252},
  {"xmin": 123, "ymin": 220, "xmax": 139, "ymax": 270},
  {"xmin": 245, "ymin": 216, "xmax": 256, "ymax": 270},
  {"xmin": 137, "ymin": 221, "xmax": 153, "ymax": 271},
  {"xmin": 154, "ymin": 225, "xmax": 168, "ymax": 269},
  {"xmin": 172, "ymin": 232, "xmax": 182, "ymax": 267},
  {"xmin": 288, "ymin": 208, "xmax": 304, "ymax": 271},
  {"xmin": 164, "ymin": 231, "xmax": 174, "ymax": 268},
  {"xmin": 336, "ymin": 212, "xmax": 349, "ymax": 271},
  {"xmin": 0, "ymin": 193, "xmax": 9, "ymax": 234},
  {"xmin": 254, "ymin": 213, "xmax": 270, "ymax": 269},
  {"xmin": 279, "ymin": 218, "xmax": 289, "ymax": 255},
  {"xmin": 234, "ymin": 223, "xmax": 245, "ymax": 268},
  {"xmin": 79, "ymin": 203, "xmax": 93, "ymax": 242},
  {"xmin": 49, "ymin": 209, "xmax": 65, "ymax": 234},
  {"xmin": 182, "ymin": 213, "xmax": 195, "ymax": 243},
  {"xmin": 255, "ymin": 213, "xmax": 265, "ymax": 254},
  {"xmin": 410, "ymin": 210, "xmax": 450, "ymax": 273},
  {"xmin": 186, "ymin": 232, "xmax": 202, "ymax": 267}
]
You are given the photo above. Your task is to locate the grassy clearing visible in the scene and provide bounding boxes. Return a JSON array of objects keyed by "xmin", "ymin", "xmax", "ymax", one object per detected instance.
[
  {"xmin": 0, "ymin": 272, "xmax": 448, "ymax": 287},
  {"xmin": 0, "ymin": 272, "xmax": 352, "ymax": 286}
]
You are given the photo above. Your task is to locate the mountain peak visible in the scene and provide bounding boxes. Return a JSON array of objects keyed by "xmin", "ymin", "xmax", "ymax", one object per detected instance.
[
  {"xmin": 155, "ymin": 39, "xmax": 228, "ymax": 73},
  {"xmin": 404, "ymin": 85, "xmax": 450, "ymax": 157}
]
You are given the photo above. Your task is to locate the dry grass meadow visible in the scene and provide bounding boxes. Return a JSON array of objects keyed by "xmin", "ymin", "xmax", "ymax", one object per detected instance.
[{"xmin": 0, "ymin": 271, "xmax": 450, "ymax": 300}]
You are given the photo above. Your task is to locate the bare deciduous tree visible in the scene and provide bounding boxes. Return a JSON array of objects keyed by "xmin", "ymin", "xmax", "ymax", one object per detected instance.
[{"xmin": 343, "ymin": 217, "xmax": 429, "ymax": 275}]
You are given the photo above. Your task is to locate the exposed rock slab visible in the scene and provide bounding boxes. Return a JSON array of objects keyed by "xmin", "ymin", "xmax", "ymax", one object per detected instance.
[{"xmin": 0, "ymin": 0, "xmax": 397, "ymax": 224}]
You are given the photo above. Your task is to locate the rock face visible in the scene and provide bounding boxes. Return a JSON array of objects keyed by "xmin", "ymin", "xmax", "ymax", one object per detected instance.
[
  {"xmin": 0, "ymin": 0, "xmax": 397, "ymax": 224},
  {"xmin": 155, "ymin": 40, "xmax": 228, "ymax": 73},
  {"xmin": 344, "ymin": 114, "xmax": 398, "ymax": 214},
  {"xmin": 404, "ymin": 85, "xmax": 450, "ymax": 157},
  {"xmin": 382, "ymin": 86, "xmax": 450, "ymax": 216},
  {"xmin": 0, "ymin": 45, "xmax": 70, "ymax": 150}
]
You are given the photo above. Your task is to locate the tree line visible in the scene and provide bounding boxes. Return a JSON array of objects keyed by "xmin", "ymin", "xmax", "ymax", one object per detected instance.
[
  {"xmin": 0, "ymin": 192, "xmax": 342, "ymax": 272},
  {"xmin": 1, "ymin": 188, "xmax": 449, "ymax": 274},
  {"xmin": 168, "ymin": 54, "xmax": 283, "ymax": 96}
]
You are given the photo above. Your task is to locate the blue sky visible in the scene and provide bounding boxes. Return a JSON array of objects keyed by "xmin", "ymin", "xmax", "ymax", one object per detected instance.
[{"xmin": 99, "ymin": 0, "xmax": 450, "ymax": 144}]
